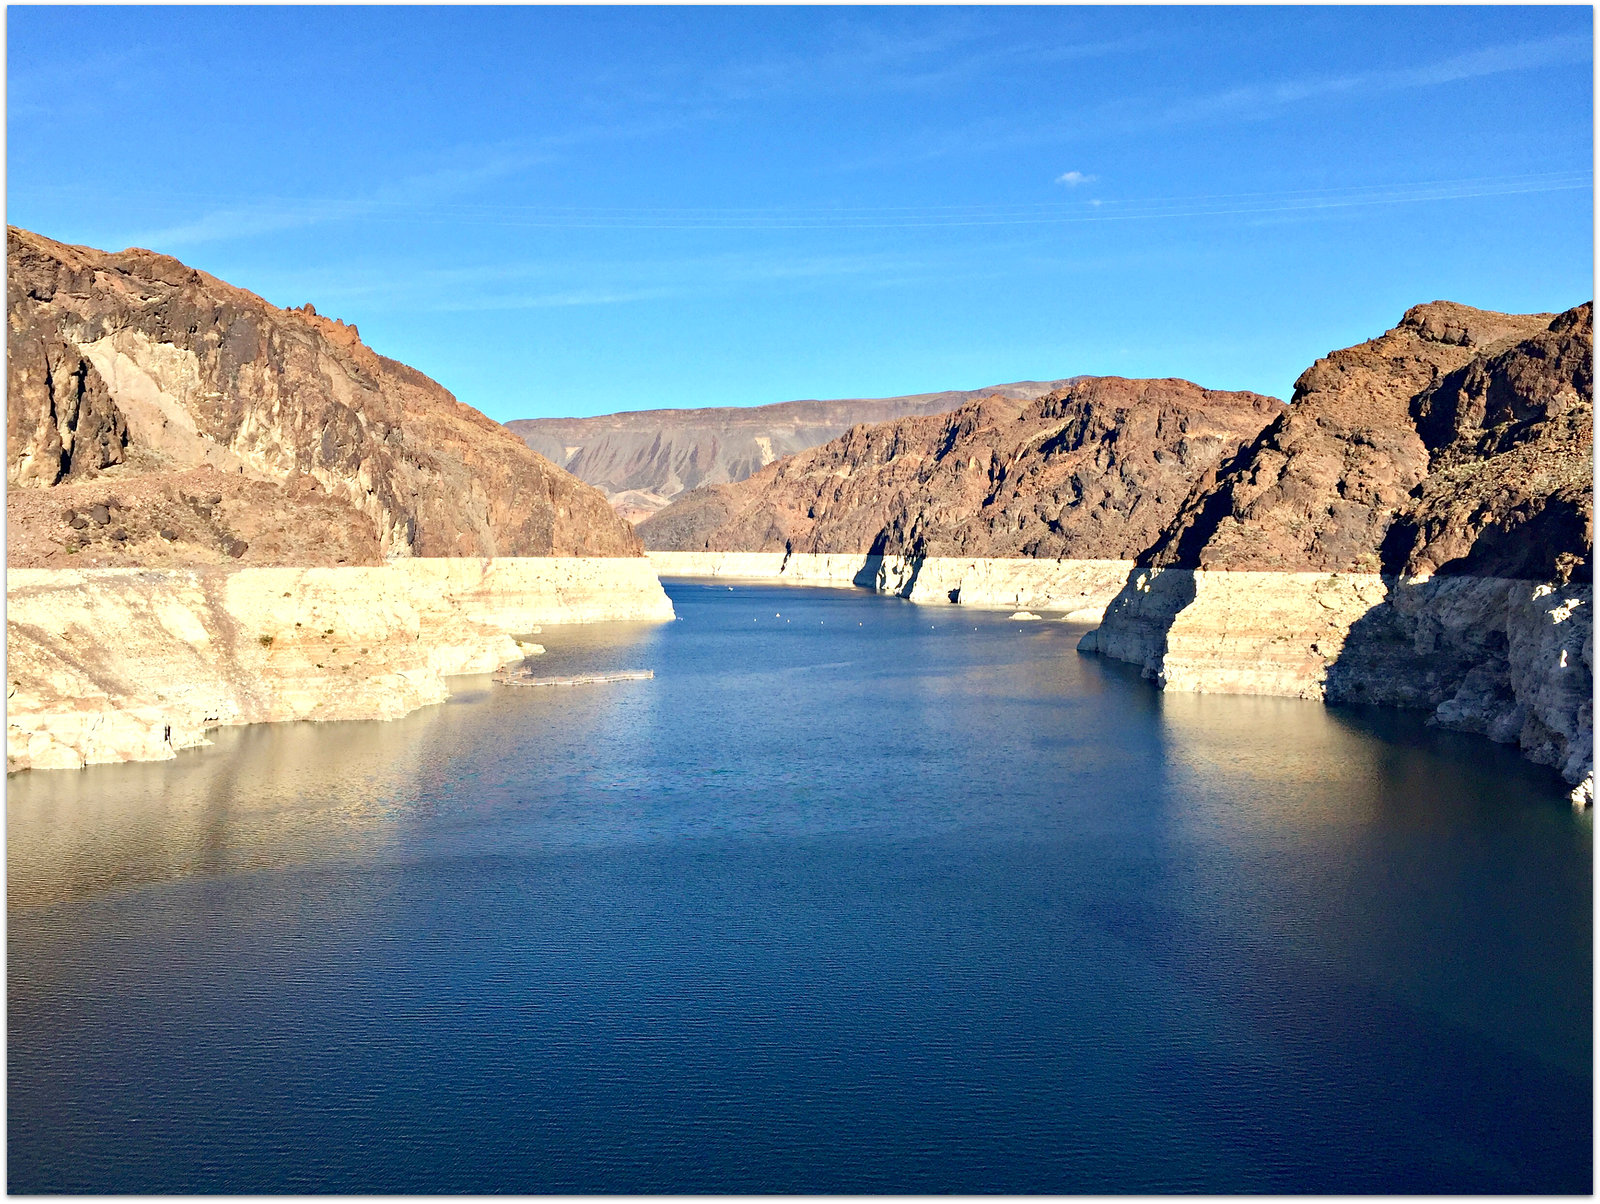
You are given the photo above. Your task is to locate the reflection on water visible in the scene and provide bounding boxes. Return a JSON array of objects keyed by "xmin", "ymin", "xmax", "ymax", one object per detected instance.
[
  {"xmin": 7, "ymin": 583, "xmax": 1591, "ymax": 1193},
  {"xmin": 7, "ymin": 622, "xmax": 670, "ymax": 911},
  {"xmin": 1146, "ymin": 687, "xmax": 1592, "ymax": 1079}
]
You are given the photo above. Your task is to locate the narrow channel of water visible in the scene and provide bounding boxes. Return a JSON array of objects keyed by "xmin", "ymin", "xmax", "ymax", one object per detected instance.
[{"xmin": 7, "ymin": 581, "xmax": 1591, "ymax": 1192}]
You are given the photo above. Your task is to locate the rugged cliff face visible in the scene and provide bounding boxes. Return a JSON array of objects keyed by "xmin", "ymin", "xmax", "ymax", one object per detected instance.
[
  {"xmin": 7, "ymin": 226, "xmax": 643, "ymax": 565},
  {"xmin": 506, "ymin": 379, "xmax": 1080, "ymax": 520},
  {"xmin": 1382, "ymin": 303, "xmax": 1593, "ymax": 582},
  {"xmin": 1086, "ymin": 301, "xmax": 1594, "ymax": 803},
  {"xmin": 639, "ymin": 377, "xmax": 1283, "ymax": 557},
  {"xmin": 1142, "ymin": 301, "xmax": 1586, "ymax": 576}
]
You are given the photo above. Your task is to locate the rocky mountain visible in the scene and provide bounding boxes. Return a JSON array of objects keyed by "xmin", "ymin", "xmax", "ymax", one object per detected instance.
[
  {"xmin": 506, "ymin": 380, "xmax": 1081, "ymax": 520},
  {"xmin": 7, "ymin": 226, "xmax": 643, "ymax": 568},
  {"xmin": 1142, "ymin": 300, "xmax": 1592, "ymax": 582},
  {"xmin": 638, "ymin": 377, "xmax": 1285, "ymax": 558}
]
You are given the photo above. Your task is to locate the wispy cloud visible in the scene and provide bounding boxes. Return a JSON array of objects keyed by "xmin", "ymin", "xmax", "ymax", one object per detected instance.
[
  {"xmin": 1055, "ymin": 171, "xmax": 1096, "ymax": 187},
  {"xmin": 1129, "ymin": 33, "xmax": 1592, "ymax": 132},
  {"xmin": 124, "ymin": 149, "xmax": 556, "ymax": 249},
  {"xmin": 234, "ymin": 245, "xmax": 971, "ymax": 316},
  {"xmin": 836, "ymin": 33, "xmax": 1592, "ymax": 170},
  {"xmin": 619, "ymin": 15, "xmax": 1138, "ymax": 110},
  {"xmin": 100, "ymin": 108, "xmax": 697, "ymax": 251},
  {"xmin": 30, "ymin": 167, "xmax": 1587, "ymax": 262}
]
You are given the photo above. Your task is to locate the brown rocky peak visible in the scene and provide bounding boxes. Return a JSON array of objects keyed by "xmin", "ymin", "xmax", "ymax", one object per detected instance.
[
  {"xmin": 1144, "ymin": 300, "xmax": 1591, "ymax": 580},
  {"xmin": 7, "ymin": 225, "xmax": 644, "ymax": 565},
  {"xmin": 1396, "ymin": 299, "xmax": 1556, "ymax": 350}
]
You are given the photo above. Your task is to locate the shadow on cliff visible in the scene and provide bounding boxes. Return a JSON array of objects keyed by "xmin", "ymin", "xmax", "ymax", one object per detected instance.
[
  {"xmin": 1330, "ymin": 510, "xmax": 1593, "ymax": 715},
  {"xmin": 1078, "ymin": 562, "xmax": 1196, "ymax": 681},
  {"xmin": 850, "ymin": 551, "xmax": 889, "ymax": 590}
]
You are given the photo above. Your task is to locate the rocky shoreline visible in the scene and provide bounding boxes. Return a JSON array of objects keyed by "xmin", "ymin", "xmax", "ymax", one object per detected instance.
[
  {"xmin": 649, "ymin": 550, "xmax": 1137, "ymax": 620},
  {"xmin": 1083, "ymin": 568, "xmax": 1592, "ymax": 806},
  {"xmin": 7, "ymin": 557, "xmax": 674, "ymax": 773}
]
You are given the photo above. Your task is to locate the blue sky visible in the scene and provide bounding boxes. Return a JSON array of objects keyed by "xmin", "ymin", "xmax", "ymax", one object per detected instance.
[{"xmin": 8, "ymin": 6, "xmax": 1593, "ymax": 421}]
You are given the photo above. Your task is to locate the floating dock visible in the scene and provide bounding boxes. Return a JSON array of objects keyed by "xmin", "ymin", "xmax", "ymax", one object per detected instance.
[{"xmin": 491, "ymin": 668, "xmax": 654, "ymax": 688}]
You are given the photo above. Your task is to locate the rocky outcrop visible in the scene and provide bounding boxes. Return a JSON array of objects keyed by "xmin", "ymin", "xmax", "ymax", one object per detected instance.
[
  {"xmin": 1084, "ymin": 301, "xmax": 1594, "ymax": 803},
  {"xmin": 1142, "ymin": 301, "xmax": 1583, "ymax": 576},
  {"xmin": 639, "ymin": 377, "xmax": 1284, "ymax": 558},
  {"xmin": 1079, "ymin": 569, "xmax": 1592, "ymax": 802},
  {"xmin": 506, "ymin": 380, "xmax": 1080, "ymax": 519},
  {"xmin": 7, "ymin": 558, "xmax": 675, "ymax": 772},
  {"xmin": 1381, "ymin": 303, "xmax": 1593, "ymax": 582},
  {"xmin": 8, "ymin": 226, "xmax": 644, "ymax": 563}
]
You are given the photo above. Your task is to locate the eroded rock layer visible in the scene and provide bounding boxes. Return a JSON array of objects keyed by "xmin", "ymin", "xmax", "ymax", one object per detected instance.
[
  {"xmin": 640, "ymin": 377, "xmax": 1284, "ymax": 558},
  {"xmin": 7, "ymin": 558, "xmax": 675, "ymax": 772},
  {"xmin": 650, "ymin": 551, "xmax": 1138, "ymax": 620},
  {"xmin": 1080, "ymin": 569, "xmax": 1592, "ymax": 802},
  {"xmin": 7, "ymin": 225, "xmax": 643, "ymax": 563}
]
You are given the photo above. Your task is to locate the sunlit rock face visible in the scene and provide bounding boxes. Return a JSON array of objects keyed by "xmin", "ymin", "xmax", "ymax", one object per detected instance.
[
  {"xmin": 6, "ymin": 225, "xmax": 645, "ymax": 565},
  {"xmin": 6, "ymin": 558, "xmax": 675, "ymax": 773},
  {"xmin": 1142, "ymin": 301, "xmax": 1592, "ymax": 581}
]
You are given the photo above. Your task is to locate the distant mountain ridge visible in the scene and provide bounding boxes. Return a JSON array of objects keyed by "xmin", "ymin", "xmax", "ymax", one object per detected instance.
[
  {"xmin": 637, "ymin": 377, "xmax": 1284, "ymax": 558},
  {"xmin": 505, "ymin": 380, "xmax": 1081, "ymax": 521}
]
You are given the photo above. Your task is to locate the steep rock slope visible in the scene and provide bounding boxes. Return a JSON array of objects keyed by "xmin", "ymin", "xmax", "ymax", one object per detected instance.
[
  {"xmin": 1087, "ymin": 301, "xmax": 1594, "ymax": 801},
  {"xmin": 1142, "ymin": 301, "xmax": 1571, "ymax": 574},
  {"xmin": 7, "ymin": 226, "xmax": 642, "ymax": 566},
  {"xmin": 639, "ymin": 377, "xmax": 1284, "ymax": 558},
  {"xmin": 506, "ymin": 379, "xmax": 1080, "ymax": 518},
  {"xmin": 1382, "ymin": 303, "xmax": 1593, "ymax": 582}
]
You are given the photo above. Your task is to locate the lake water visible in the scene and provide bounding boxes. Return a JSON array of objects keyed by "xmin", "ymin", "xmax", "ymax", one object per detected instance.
[{"xmin": 7, "ymin": 580, "xmax": 1592, "ymax": 1193}]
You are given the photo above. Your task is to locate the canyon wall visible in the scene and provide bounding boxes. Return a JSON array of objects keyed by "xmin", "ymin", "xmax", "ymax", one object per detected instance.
[
  {"xmin": 1079, "ymin": 569, "xmax": 1592, "ymax": 805},
  {"xmin": 1085, "ymin": 301, "xmax": 1594, "ymax": 804},
  {"xmin": 7, "ymin": 228, "xmax": 679, "ymax": 774},
  {"xmin": 7, "ymin": 558, "xmax": 675, "ymax": 773},
  {"xmin": 640, "ymin": 376, "xmax": 1283, "ymax": 557}
]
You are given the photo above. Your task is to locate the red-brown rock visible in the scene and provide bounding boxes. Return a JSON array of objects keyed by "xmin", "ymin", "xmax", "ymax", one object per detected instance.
[
  {"xmin": 7, "ymin": 226, "xmax": 643, "ymax": 567},
  {"xmin": 639, "ymin": 378, "xmax": 1284, "ymax": 558}
]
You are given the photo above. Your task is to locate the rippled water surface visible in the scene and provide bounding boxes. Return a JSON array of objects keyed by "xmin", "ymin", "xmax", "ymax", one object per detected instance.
[{"xmin": 8, "ymin": 581, "xmax": 1592, "ymax": 1192}]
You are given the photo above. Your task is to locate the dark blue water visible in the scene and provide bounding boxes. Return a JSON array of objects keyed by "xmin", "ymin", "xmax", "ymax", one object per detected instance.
[{"xmin": 7, "ymin": 581, "xmax": 1592, "ymax": 1193}]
